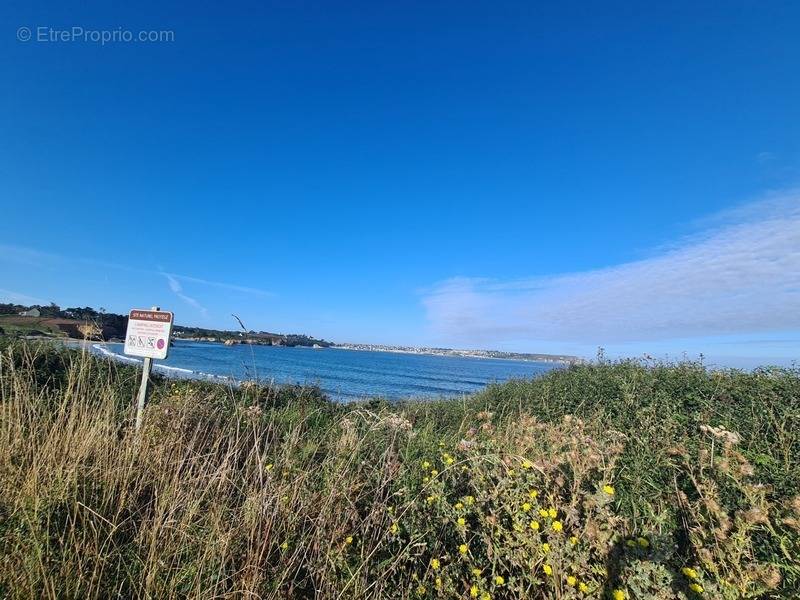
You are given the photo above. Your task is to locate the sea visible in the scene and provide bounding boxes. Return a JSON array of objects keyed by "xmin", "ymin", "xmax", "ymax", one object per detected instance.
[{"xmin": 90, "ymin": 340, "xmax": 559, "ymax": 402}]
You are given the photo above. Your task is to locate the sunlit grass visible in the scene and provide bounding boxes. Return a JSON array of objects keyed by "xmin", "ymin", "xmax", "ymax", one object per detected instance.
[{"xmin": 0, "ymin": 341, "xmax": 798, "ymax": 598}]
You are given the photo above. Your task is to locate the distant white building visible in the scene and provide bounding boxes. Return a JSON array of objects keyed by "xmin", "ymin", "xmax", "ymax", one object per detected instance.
[{"xmin": 19, "ymin": 308, "xmax": 41, "ymax": 317}]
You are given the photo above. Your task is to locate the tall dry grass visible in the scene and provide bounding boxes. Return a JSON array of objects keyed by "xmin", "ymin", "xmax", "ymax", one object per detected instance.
[{"xmin": 1, "ymin": 341, "xmax": 798, "ymax": 599}]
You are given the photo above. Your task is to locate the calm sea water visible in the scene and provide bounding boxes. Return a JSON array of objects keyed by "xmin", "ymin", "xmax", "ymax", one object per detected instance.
[{"xmin": 93, "ymin": 341, "xmax": 558, "ymax": 401}]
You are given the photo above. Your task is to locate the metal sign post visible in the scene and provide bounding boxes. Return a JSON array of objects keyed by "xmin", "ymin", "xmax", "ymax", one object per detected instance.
[{"xmin": 123, "ymin": 306, "xmax": 174, "ymax": 431}]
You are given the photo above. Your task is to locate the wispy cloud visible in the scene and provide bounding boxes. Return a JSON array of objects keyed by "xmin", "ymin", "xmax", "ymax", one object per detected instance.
[
  {"xmin": 0, "ymin": 245, "xmax": 274, "ymax": 298},
  {"xmin": 422, "ymin": 191, "xmax": 800, "ymax": 345},
  {"xmin": 161, "ymin": 273, "xmax": 209, "ymax": 317},
  {"xmin": 0, "ymin": 288, "xmax": 48, "ymax": 305}
]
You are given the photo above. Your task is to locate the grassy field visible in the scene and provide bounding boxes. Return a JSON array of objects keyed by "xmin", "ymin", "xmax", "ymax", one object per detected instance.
[{"xmin": 0, "ymin": 340, "xmax": 798, "ymax": 599}]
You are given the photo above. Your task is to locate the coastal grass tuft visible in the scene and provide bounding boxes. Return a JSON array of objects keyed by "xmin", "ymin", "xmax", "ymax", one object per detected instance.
[{"xmin": 0, "ymin": 340, "xmax": 798, "ymax": 598}]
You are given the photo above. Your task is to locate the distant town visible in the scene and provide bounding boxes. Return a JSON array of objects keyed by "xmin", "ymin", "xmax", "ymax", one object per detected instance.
[
  {"xmin": 334, "ymin": 342, "xmax": 582, "ymax": 364},
  {"xmin": 0, "ymin": 302, "xmax": 580, "ymax": 363}
]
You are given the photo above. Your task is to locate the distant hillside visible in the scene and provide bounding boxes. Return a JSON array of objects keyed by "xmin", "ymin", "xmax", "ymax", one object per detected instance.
[{"xmin": 0, "ymin": 303, "xmax": 331, "ymax": 347}]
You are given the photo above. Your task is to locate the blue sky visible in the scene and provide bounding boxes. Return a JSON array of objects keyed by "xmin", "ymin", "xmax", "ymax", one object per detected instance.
[{"xmin": 1, "ymin": 1, "xmax": 799, "ymax": 366}]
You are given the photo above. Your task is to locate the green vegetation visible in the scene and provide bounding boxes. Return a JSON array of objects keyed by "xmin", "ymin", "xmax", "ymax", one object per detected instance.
[{"xmin": 0, "ymin": 340, "xmax": 798, "ymax": 598}]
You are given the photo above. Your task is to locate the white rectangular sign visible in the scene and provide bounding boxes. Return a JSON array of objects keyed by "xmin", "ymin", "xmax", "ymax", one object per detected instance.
[{"xmin": 124, "ymin": 309, "xmax": 174, "ymax": 360}]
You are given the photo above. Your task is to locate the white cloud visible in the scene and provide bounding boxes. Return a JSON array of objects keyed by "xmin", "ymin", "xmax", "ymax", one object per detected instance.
[
  {"xmin": 0, "ymin": 288, "xmax": 48, "ymax": 305},
  {"xmin": 162, "ymin": 273, "xmax": 209, "ymax": 317},
  {"xmin": 422, "ymin": 191, "xmax": 800, "ymax": 345},
  {"xmin": 0, "ymin": 244, "xmax": 273, "ymax": 297}
]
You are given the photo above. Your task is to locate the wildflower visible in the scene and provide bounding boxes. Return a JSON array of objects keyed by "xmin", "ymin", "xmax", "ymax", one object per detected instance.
[
  {"xmin": 465, "ymin": 495, "xmax": 475, "ymax": 505},
  {"xmin": 281, "ymin": 541, "xmax": 288, "ymax": 550},
  {"xmin": 462, "ymin": 465, "xmax": 469, "ymax": 471},
  {"xmin": 481, "ymin": 593, "xmax": 491, "ymax": 600},
  {"xmin": 539, "ymin": 509, "xmax": 549, "ymax": 517},
  {"xmin": 416, "ymin": 585, "xmax": 426, "ymax": 596},
  {"xmin": 542, "ymin": 543, "xmax": 550, "ymax": 553},
  {"xmin": 579, "ymin": 582, "xmax": 589, "ymax": 593},
  {"xmin": 345, "ymin": 536, "xmax": 353, "ymax": 545},
  {"xmin": 689, "ymin": 583, "xmax": 704, "ymax": 593},
  {"xmin": 522, "ymin": 502, "xmax": 532, "ymax": 512},
  {"xmin": 431, "ymin": 469, "xmax": 439, "ymax": 477},
  {"xmin": 457, "ymin": 517, "xmax": 466, "ymax": 526},
  {"xmin": 603, "ymin": 484, "xmax": 615, "ymax": 496},
  {"xmin": 265, "ymin": 463, "xmax": 274, "ymax": 471},
  {"xmin": 390, "ymin": 522, "xmax": 399, "ymax": 535},
  {"xmin": 567, "ymin": 575, "xmax": 577, "ymax": 586},
  {"xmin": 430, "ymin": 558, "xmax": 440, "ymax": 570},
  {"xmin": 637, "ymin": 537, "xmax": 650, "ymax": 548},
  {"xmin": 547, "ymin": 508, "xmax": 557, "ymax": 518},
  {"xmin": 459, "ymin": 543, "xmax": 469, "ymax": 555},
  {"xmin": 387, "ymin": 506, "xmax": 394, "ymax": 514},
  {"xmin": 435, "ymin": 577, "xmax": 442, "ymax": 589},
  {"xmin": 472, "ymin": 568, "xmax": 482, "ymax": 577},
  {"xmin": 422, "ymin": 461, "xmax": 431, "ymax": 469},
  {"xmin": 508, "ymin": 469, "xmax": 516, "ymax": 476},
  {"xmin": 522, "ymin": 459, "xmax": 533, "ymax": 469},
  {"xmin": 529, "ymin": 489, "xmax": 539, "ymax": 499},
  {"xmin": 494, "ymin": 575, "xmax": 505, "ymax": 585},
  {"xmin": 570, "ymin": 536, "xmax": 579, "ymax": 545},
  {"xmin": 552, "ymin": 520, "xmax": 563, "ymax": 532},
  {"xmin": 445, "ymin": 456, "xmax": 455, "ymax": 465},
  {"xmin": 530, "ymin": 520, "xmax": 540, "ymax": 530},
  {"xmin": 423, "ymin": 477, "xmax": 430, "ymax": 483},
  {"xmin": 682, "ymin": 567, "xmax": 699, "ymax": 580},
  {"xmin": 543, "ymin": 564, "xmax": 553, "ymax": 576},
  {"xmin": 612, "ymin": 590, "xmax": 625, "ymax": 600},
  {"xmin": 470, "ymin": 585, "xmax": 479, "ymax": 598},
  {"xmin": 455, "ymin": 502, "xmax": 464, "ymax": 510}
]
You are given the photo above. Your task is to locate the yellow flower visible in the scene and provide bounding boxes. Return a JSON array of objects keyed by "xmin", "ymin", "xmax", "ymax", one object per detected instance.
[
  {"xmin": 603, "ymin": 484, "xmax": 615, "ymax": 496},
  {"xmin": 472, "ymin": 568, "xmax": 482, "ymax": 577},
  {"xmin": 459, "ymin": 544, "xmax": 469, "ymax": 555},
  {"xmin": 538, "ymin": 509, "xmax": 549, "ymax": 517},
  {"xmin": 494, "ymin": 575, "xmax": 504, "ymax": 585},
  {"xmin": 426, "ymin": 495, "xmax": 436, "ymax": 504},
  {"xmin": 445, "ymin": 456, "xmax": 455, "ymax": 465},
  {"xmin": 682, "ymin": 567, "xmax": 699, "ymax": 580},
  {"xmin": 457, "ymin": 517, "xmax": 466, "ymax": 526},
  {"xmin": 612, "ymin": 590, "xmax": 625, "ymax": 600},
  {"xmin": 570, "ymin": 536, "xmax": 579, "ymax": 545},
  {"xmin": 547, "ymin": 508, "xmax": 557, "ymax": 518},
  {"xmin": 529, "ymin": 489, "xmax": 539, "ymax": 499},
  {"xmin": 265, "ymin": 463, "xmax": 274, "ymax": 471},
  {"xmin": 416, "ymin": 585, "xmax": 426, "ymax": 596},
  {"xmin": 507, "ymin": 469, "xmax": 515, "ymax": 476},
  {"xmin": 430, "ymin": 469, "xmax": 439, "ymax": 477},
  {"xmin": 542, "ymin": 543, "xmax": 550, "ymax": 553},
  {"xmin": 461, "ymin": 465, "xmax": 468, "ymax": 471},
  {"xmin": 579, "ymin": 582, "xmax": 589, "ymax": 593},
  {"xmin": 567, "ymin": 575, "xmax": 577, "ymax": 586},
  {"xmin": 470, "ymin": 585, "xmax": 479, "ymax": 598},
  {"xmin": 689, "ymin": 583, "xmax": 704, "ymax": 593},
  {"xmin": 345, "ymin": 536, "xmax": 353, "ymax": 544},
  {"xmin": 390, "ymin": 522, "xmax": 399, "ymax": 535},
  {"xmin": 637, "ymin": 537, "xmax": 650, "ymax": 548},
  {"xmin": 435, "ymin": 577, "xmax": 442, "ymax": 589},
  {"xmin": 430, "ymin": 558, "xmax": 440, "ymax": 570},
  {"xmin": 455, "ymin": 502, "xmax": 464, "ymax": 510},
  {"xmin": 481, "ymin": 593, "xmax": 491, "ymax": 600},
  {"xmin": 422, "ymin": 461, "xmax": 431, "ymax": 469},
  {"xmin": 423, "ymin": 477, "xmax": 430, "ymax": 483},
  {"xmin": 530, "ymin": 520, "xmax": 540, "ymax": 530},
  {"xmin": 280, "ymin": 541, "xmax": 288, "ymax": 550},
  {"xmin": 552, "ymin": 520, "xmax": 563, "ymax": 532},
  {"xmin": 465, "ymin": 495, "xmax": 475, "ymax": 505},
  {"xmin": 522, "ymin": 459, "xmax": 533, "ymax": 469},
  {"xmin": 387, "ymin": 506, "xmax": 394, "ymax": 514},
  {"xmin": 522, "ymin": 502, "xmax": 532, "ymax": 512},
  {"xmin": 543, "ymin": 564, "xmax": 552, "ymax": 576}
]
